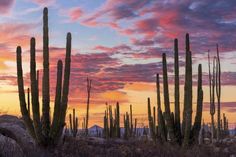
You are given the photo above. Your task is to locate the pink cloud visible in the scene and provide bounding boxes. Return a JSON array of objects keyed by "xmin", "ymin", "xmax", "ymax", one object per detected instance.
[
  {"xmin": 0, "ymin": 0, "xmax": 15, "ymax": 15},
  {"xmin": 68, "ymin": 7, "xmax": 84, "ymax": 22},
  {"xmin": 30, "ymin": 0, "xmax": 55, "ymax": 6}
]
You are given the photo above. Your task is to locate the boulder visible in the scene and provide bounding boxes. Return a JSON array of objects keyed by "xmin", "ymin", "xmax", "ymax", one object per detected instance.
[
  {"xmin": 0, "ymin": 115, "xmax": 36, "ymax": 156},
  {"xmin": 0, "ymin": 134, "xmax": 24, "ymax": 157}
]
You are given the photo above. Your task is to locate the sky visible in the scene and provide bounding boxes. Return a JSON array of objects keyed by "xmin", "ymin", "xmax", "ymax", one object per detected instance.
[{"xmin": 0, "ymin": 0, "xmax": 236, "ymax": 128}]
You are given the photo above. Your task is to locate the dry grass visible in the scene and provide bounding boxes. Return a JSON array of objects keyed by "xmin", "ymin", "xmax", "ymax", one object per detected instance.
[{"xmin": 51, "ymin": 137, "xmax": 228, "ymax": 157}]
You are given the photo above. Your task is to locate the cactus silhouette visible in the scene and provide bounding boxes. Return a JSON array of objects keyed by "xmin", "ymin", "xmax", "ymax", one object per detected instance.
[
  {"xmin": 162, "ymin": 53, "xmax": 175, "ymax": 142},
  {"xmin": 182, "ymin": 33, "xmax": 193, "ymax": 147},
  {"xmin": 85, "ymin": 77, "xmax": 92, "ymax": 136},
  {"xmin": 69, "ymin": 109, "xmax": 78, "ymax": 137},
  {"xmin": 174, "ymin": 38, "xmax": 181, "ymax": 144},
  {"xmin": 156, "ymin": 74, "xmax": 167, "ymax": 141},
  {"xmin": 16, "ymin": 7, "xmax": 71, "ymax": 146},
  {"xmin": 191, "ymin": 64, "xmax": 203, "ymax": 143},
  {"xmin": 216, "ymin": 44, "xmax": 221, "ymax": 141}
]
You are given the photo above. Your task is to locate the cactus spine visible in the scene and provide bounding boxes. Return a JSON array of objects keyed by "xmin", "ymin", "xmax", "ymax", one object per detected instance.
[
  {"xmin": 16, "ymin": 8, "xmax": 71, "ymax": 146},
  {"xmin": 162, "ymin": 53, "xmax": 175, "ymax": 142},
  {"xmin": 182, "ymin": 33, "xmax": 193, "ymax": 147},
  {"xmin": 85, "ymin": 78, "xmax": 92, "ymax": 136}
]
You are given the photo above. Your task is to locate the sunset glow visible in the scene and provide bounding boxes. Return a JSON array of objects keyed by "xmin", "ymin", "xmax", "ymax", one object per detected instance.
[{"xmin": 0, "ymin": 0, "xmax": 236, "ymax": 129}]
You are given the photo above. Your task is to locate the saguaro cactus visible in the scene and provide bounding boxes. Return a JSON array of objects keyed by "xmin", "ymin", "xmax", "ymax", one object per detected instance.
[
  {"xmin": 162, "ymin": 53, "xmax": 175, "ymax": 142},
  {"xmin": 16, "ymin": 7, "xmax": 72, "ymax": 146},
  {"xmin": 183, "ymin": 33, "xmax": 193, "ymax": 147}
]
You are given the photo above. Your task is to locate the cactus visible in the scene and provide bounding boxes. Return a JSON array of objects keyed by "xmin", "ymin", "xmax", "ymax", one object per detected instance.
[
  {"xmin": 103, "ymin": 110, "xmax": 109, "ymax": 138},
  {"xmin": 153, "ymin": 106, "xmax": 156, "ymax": 135},
  {"xmin": 156, "ymin": 74, "xmax": 167, "ymax": 142},
  {"xmin": 109, "ymin": 105, "xmax": 113, "ymax": 137},
  {"xmin": 134, "ymin": 118, "xmax": 137, "ymax": 137},
  {"xmin": 27, "ymin": 88, "xmax": 31, "ymax": 117},
  {"xmin": 42, "ymin": 7, "xmax": 50, "ymax": 138},
  {"xmin": 223, "ymin": 113, "xmax": 226, "ymax": 131},
  {"xmin": 162, "ymin": 53, "xmax": 175, "ymax": 142},
  {"xmin": 182, "ymin": 33, "xmax": 193, "ymax": 147},
  {"xmin": 16, "ymin": 8, "xmax": 71, "ymax": 146},
  {"xmin": 208, "ymin": 51, "xmax": 216, "ymax": 143},
  {"xmin": 116, "ymin": 102, "xmax": 120, "ymax": 138},
  {"xmin": 216, "ymin": 44, "xmax": 221, "ymax": 141},
  {"xmin": 191, "ymin": 64, "xmax": 203, "ymax": 143},
  {"xmin": 130, "ymin": 105, "xmax": 133, "ymax": 137},
  {"xmin": 174, "ymin": 39, "xmax": 181, "ymax": 144},
  {"xmin": 147, "ymin": 98, "xmax": 155, "ymax": 140},
  {"xmin": 103, "ymin": 103, "xmax": 122, "ymax": 139},
  {"xmin": 69, "ymin": 109, "xmax": 78, "ymax": 137},
  {"xmin": 85, "ymin": 78, "xmax": 92, "ymax": 136}
]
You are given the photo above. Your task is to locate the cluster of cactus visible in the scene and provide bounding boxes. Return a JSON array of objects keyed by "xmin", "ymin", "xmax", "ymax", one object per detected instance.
[
  {"xmin": 69, "ymin": 109, "xmax": 78, "ymax": 137},
  {"xmin": 16, "ymin": 7, "xmax": 71, "ymax": 146},
  {"xmin": 103, "ymin": 102, "xmax": 120, "ymax": 138},
  {"xmin": 124, "ymin": 105, "xmax": 134, "ymax": 139},
  {"xmin": 147, "ymin": 97, "xmax": 158, "ymax": 141},
  {"xmin": 221, "ymin": 113, "xmax": 229, "ymax": 137},
  {"xmin": 85, "ymin": 78, "xmax": 92, "ymax": 136},
  {"xmin": 208, "ymin": 44, "xmax": 222, "ymax": 142},
  {"xmin": 149, "ymin": 33, "xmax": 203, "ymax": 147}
]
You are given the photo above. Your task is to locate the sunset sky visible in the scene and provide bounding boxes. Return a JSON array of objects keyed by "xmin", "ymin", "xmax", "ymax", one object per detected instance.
[{"xmin": 0, "ymin": 0, "xmax": 236, "ymax": 128}]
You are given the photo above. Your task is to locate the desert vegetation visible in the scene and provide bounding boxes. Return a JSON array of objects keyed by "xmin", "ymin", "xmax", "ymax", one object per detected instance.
[{"xmin": 0, "ymin": 7, "xmax": 235, "ymax": 157}]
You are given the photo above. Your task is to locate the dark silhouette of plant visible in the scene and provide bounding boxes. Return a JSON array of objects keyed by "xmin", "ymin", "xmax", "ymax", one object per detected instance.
[{"xmin": 16, "ymin": 7, "xmax": 71, "ymax": 146}]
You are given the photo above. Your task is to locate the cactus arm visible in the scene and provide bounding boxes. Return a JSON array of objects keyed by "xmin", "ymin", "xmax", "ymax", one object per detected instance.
[
  {"xmin": 130, "ymin": 104, "xmax": 133, "ymax": 136},
  {"xmin": 156, "ymin": 74, "xmax": 167, "ymax": 141},
  {"xmin": 216, "ymin": 44, "xmax": 221, "ymax": 140},
  {"xmin": 30, "ymin": 37, "xmax": 45, "ymax": 144},
  {"xmin": 16, "ymin": 46, "xmax": 36, "ymax": 139},
  {"xmin": 183, "ymin": 33, "xmax": 193, "ymax": 147},
  {"xmin": 42, "ymin": 7, "xmax": 51, "ymax": 137},
  {"xmin": 174, "ymin": 38, "xmax": 181, "ymax": 143},
  {"xmin": 191, "ymin": 64, "xmax": 203, "ymax": 143},
  {"xmin": 27, "ymin": 88, "xmax": 30, "ymax": 117},
  {"xmin": 56, "ymin": 33, "xmax": 72, "ymax": 141},
  {"xmin": 116, "ymin": 102, "xmax": 120, "ymax": 138},
  {"xmin": 85, "ymin": 78, "xmax": 92, "ymax": 136},
  {"xmin": 162, "ymin": 53, "xmax": 175, "ymax": 142},
  {"xmin": 50, "ymin": 60, "xmax": 63, "ymax": 139}
]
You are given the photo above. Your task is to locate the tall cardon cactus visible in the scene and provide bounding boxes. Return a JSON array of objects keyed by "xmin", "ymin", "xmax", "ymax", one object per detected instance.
[{"xmin": 16, "ymin": 7, "xmax": 71, "ymax": 146}]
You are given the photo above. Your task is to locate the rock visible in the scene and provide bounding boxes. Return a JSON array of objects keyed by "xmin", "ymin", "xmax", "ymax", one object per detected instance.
[
  {"xmin": 0, "ymin": 115, "xmax": 25, "ymax": 129},
  {"xmin": 0, "ymin": 115, "xmax": 36, "ymax": 156},
  {"xmin": 0, "ymin": 134, "xmax": 24, "ymax": 157}
]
